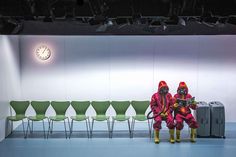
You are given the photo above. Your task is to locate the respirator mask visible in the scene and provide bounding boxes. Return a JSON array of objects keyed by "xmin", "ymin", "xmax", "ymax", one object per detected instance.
[
  {"xmin": 159, "ymin": 87, "xmax": 169, "ymax": 95},
  {"xmin": 178, "ymin": 88, "xmax": 187, "ymax": 95}
]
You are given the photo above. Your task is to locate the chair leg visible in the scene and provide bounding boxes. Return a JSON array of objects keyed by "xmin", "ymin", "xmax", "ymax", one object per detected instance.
[
  {"xmin": 85, "ymin": 119, "xmax": 90, "ymax": 138},
  {"xmin": 31, "ymin": 120, "xmax": 34, "ymax": 134},
  {"xmin": 147, "ymin": 119, "xmax": 152, "ymax": 138},
  {"xmin": 131, "ymin": 118, "xmax": 135, "ymax": 138},
  {"xmin": 22, "ymin": 119, "xmax": 26, "ymax": 139},
  {"xmin": 27, "ymin": 120, "xmax": 32, "ymax": 134},
  {"xmin": 69, "ymin": 119, "xmax": 74, "ymax": 138},
  {"xmin": 47, "ymin": 120, "xmax": 51, "ymax": 139},
  {"xmin": 90, "ymin": 119, "xmax": 94, "ymax": 138},
  {"xmin": 67, "ymin": 118, "xmax": 71, "ymax": 133},
  {"xmin": 110, "ymin": 119, "xmax": 115, "ymax": 138},
  {"xmin": 63, "ymin": 119, "xmax": 68, "ymax": 139},
  {"xmin": 6, "ymin": 119, "xmax": 9, "ymax": 136},
  {"xmin": 127, "ymin": 119, "xmax": 131, "ymax": 138},
  {"xmin": 11, "ymin": 121, "xmax": 13, "ymax": 134},
  {"xmin": 6, "ymin": 119, "xmax": 13, "ymax": 137},
  {"xmin": 50, "ymin": 121, "xmax": 54, "ymax": 134},
  {"xmin": 107, "ymin": 119, "xmax": 111, "ymax": 138},
  {"xmin": 26, "ymin": 119, "xmax": 30, "ymax": 137},
  {"xmin": 88, "ymin": 119, "xmax": 91, "ymax": 138},
  {"xmin": 151, "ymin": 119, "xmax": 154, "ymax": 139},
  {"xmin": 47, "ymin": 118, "xmax": 50, "ymax": 131},
  {"xmin": 42, "ymin": 119, "xmax": 46, "ymax": 139}
]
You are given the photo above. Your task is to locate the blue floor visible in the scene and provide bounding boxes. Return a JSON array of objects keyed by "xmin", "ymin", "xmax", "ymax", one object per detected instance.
[{"xmin": 1, "ymin": 122, "xmax": 236, "ymax": 157}]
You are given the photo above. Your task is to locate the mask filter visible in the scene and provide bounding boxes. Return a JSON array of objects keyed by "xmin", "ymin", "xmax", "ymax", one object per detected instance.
[
  {"xmin": 178, "ymin": 88, "xmax": 187, "ymax": 95},
  {"xmin": 159, "ymin": 87, "xmax": 169, "ymax": 95}
]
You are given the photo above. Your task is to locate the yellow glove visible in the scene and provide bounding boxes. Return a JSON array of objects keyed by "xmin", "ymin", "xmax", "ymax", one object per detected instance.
[
  {"xmin": 193, "ymin": 101, "xmax": 198, "ymax": 105},
  {"xmin": 173, "ymin": 103, "xmax": 179, "ymax": 108},
  {"xmin": 160, "ymin": 112, "xmax": 168, "ymax": 117}
]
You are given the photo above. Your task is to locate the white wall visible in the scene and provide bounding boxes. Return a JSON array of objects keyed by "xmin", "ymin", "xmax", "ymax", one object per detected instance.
[
  {"xmin": 0, "ymin": 36, "xmax": 21, "ymax": 141},
  {"xmin": 19, "ymin": 35, "xmax": 236, "ymax": 122}
]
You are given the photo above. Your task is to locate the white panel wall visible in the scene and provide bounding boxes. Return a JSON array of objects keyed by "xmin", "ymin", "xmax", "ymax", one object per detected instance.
[
  {"xmin": 0, "ymin": 36, "xmax": 21, "ymax": 141},
  {"xmin": 19, "ymin": 35, "xmax": 236, "ymax": 122},
  {"xmin": 197, "ymin": 36, "xmax": 236, "ymax": 121}
]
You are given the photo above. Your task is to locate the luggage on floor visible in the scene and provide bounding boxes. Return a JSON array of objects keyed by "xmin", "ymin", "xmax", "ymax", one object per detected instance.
[
  {"xmin": 196, "ymin": 101, "xmax": 211, "ymax": 137},
  {"xmin": 209, "ymin": 101, "xmax": 225, "ymax": 138}
]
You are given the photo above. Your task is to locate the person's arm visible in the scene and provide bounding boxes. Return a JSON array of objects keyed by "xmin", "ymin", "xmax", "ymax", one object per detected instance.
[
  {"xmin": 150, "ymin": 94, "xmax": 158, "ymax": 114},
  {"xmin": 168, "ymin": 94, "xmax": 175, "ymax": 113},
  {"xmin": 172, "ymin": 95, "xmax": 179, "ymax": 110},
  {"xmin": 187, "ymin": 94, "xmax": 197, "ymax": 110}
]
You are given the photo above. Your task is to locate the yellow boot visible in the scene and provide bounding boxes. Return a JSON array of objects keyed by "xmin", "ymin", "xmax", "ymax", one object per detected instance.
[
  {"xmin": 176, "ymin": 130, "xmax": 181, "ymax": 143},
  {"xmin": 169, "ymin": 129, "xmax": 175, "ymax": 143},
  {"xmin": 154, "ymin": 130, "xmax": 160, "ymax": 144},
  {"xmin": 190, "ymin": 128, "xmax": 196, "ymax": 142}
]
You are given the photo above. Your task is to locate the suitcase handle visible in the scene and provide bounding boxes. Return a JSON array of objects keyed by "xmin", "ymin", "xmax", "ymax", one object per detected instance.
[
  {"xmin": 201, "ymin": 119, "xmax": 203, "ymax": 124},
  {"xmin": 201, "ymin": 119, "xmax": 208, "ymax": 124}
]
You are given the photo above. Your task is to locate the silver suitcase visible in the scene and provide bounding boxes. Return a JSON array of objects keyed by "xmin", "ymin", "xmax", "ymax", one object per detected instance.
[
  {"xmin": 196, "ymin": 101, "xmax": 211, "ymax": 137},
  {"xmin": 209, "ymin": 101, "xmax": 225, "ymax": 138}
]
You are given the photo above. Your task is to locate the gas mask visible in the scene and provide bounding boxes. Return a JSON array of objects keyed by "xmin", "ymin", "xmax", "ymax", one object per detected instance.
[
  {"xmin": 178, "ymin": 88, "xmax": 187, "ymax": 95},
  {"xmin": 159, "ymin": 87, "xmax": 169, "ymax": 95}
]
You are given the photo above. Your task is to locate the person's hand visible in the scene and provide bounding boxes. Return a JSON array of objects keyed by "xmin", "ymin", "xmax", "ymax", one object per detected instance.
[
  {"xmin": 173, "ymin": 103, "xmax": 179, "ymax": 108},
  {"xmin": 191, "ymin": 101, "xmax": 198, "ymax": 106},
  {"xmin": 160, "ymin": 112, "xmax": 168, "ymax": 117},
  {"xmin": 193, "ymin": 101, "xmax": 198, "ymax": 105},
  {"xmin": 191, "ymin": 101, "xmax": 198, "ymax": 109}
]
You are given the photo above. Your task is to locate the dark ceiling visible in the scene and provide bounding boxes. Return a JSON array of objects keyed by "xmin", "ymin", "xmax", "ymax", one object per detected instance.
[{"xmin": 0, "ymin": 0, "xmax": 236, "ymax": 35}]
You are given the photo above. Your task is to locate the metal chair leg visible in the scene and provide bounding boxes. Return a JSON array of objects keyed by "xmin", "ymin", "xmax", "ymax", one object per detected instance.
[
  {"xmin": 131, "ymin": 118, "xmax": 135, "ymax": 138},
  {"xmin": 88, "ymin": 118, "xmax": 91, "ymax": 138},
  {"xmin": 47, "ymin": 118, "xmax": 50, "ymax": 130},
  {"xmin": 107, "ymin": 119, "xmax": 111, "ymax": 138},
  {"xmin": 22, "ymin": 119, "xmax": 26, "ymax": 139},
  {"xmin": 31, "ymin": 120, "xmax": 34, "ymax": 133},
  {"xmin": 69, "ymin": 119, "xmax": 74, "ymax": 138},
  {"xmin": 85, "ymin": 119, "xmax": 90, "ymax": 138},
  {"xmin": 47, "ymin": 120, "xmax": 51, "ymax": 139},
  {"xmin": 63, "ymin": 119, "xmax": 68, "ymax": 139},
  {"xmin": 11, "ymin": 121, "xmax": 13, "ymax": 134},
  {"xmin": 26, "ymin": 119, "xmax": 30, "ymax": 137},
  {"xmin": 127, "ymin": 119, "xmax": 131, "ymax": 138},
  {"xmin": 9, "ymin": 120, "xmax": 14, "ymax": 136},
  {"xmin": 110, "ymin": 119, "xmax": 115, "ymax": 138},
  {"xmin": 42, "ymin": 119, "xmax": 46, "ymax": 139},
  {"xmin": 90, "ymin": 119, "xmax": 94, "ymax": 138},
  {"xmin": 67, "ymin": 118, "xmax": 71, "ymax": 133},
  {"xmin": 148, "ymin": 119, "xmax": 152, "ymax": 138},
  {"xmin": 6, "ymin": 119, "xmax": 9, "ymax": 137},
  {"xmin": 50, "ymin": 121, "xmax": 54, "ymax": 134},
  {"xmin": 151, "ymin": 119, "xmax": 154, "ymax": 138}
]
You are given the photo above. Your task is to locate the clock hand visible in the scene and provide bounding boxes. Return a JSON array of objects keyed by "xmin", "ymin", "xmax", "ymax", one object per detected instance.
[{"xmin": 42, "ymin": 48, "xmax": 47, "ymax": 54}]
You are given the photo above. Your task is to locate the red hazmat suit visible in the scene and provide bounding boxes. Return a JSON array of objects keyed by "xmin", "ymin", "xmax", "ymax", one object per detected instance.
[
  {"xmin": 150, "ymin": 81, "xmax": 175, "ymax": 131},
  {"xmin": 173, "ymin": 82, "xmax": 198, "ymax": 130}
]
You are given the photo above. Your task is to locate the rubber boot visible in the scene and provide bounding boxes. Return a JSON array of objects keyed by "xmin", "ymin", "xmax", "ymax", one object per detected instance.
[
  {"xmin": 190, "ymin": 128, "xmax": 196, "ymax": 142},
  {"xmin": 176, "ymin": 130, "xmax": 181, "ymax": 143},
  {"xmin": 154, "ymin": 130, "xmax": 160, "ymax": 144},
  {"xmin": 169, "ymin": 129, "xmax": 175, "ymax": 143}
]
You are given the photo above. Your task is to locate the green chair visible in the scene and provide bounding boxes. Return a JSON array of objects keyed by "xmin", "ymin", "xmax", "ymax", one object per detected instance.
[
  {"xmin": 27, "ymin": 101, "xmax": 50, "ymax": 138},
  {"xmin": 110, "ymin": 101, "xmax": 131, "ymax": 138},
  {"xmin": 7, "ymin": 101, "xmax": 30, "ymax": 138},
  {"xmin": 70, "ymin": 101, "xmax": 90, "ymax": 138},
  {"xmin": 47, "ymin": 101, "xmax": 70, "ymax": 139},
  {"xmin": 131, "ymin": 101, "xmax": 151, "ymax": 138},
  {"xmin": 91, "ymin": 101, "xmax": 110, "ymax": 138}
]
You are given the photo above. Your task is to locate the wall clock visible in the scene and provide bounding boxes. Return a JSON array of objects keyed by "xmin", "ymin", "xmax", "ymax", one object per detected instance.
[{"xmin": 35, "ymin": 45, "xmax": 51, "ymax": 60}]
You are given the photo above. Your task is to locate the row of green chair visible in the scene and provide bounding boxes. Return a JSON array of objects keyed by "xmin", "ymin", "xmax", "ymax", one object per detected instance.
[{"xmin": 7, "ymin": 100, "xmax": 151, "ymax": 139}]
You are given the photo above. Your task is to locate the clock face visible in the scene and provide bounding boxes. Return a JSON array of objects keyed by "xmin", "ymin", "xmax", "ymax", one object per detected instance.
[{"xmin": 36, "ymin": 45, "xmax": 51, "ymax": 60}]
